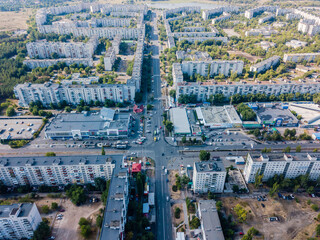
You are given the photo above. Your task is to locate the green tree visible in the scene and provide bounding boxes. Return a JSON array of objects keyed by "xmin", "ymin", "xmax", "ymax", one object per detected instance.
[
  {"xmin": 65, "ymin": 106, "xmax": 72, "ymax": 112},
  {"xmin": 316, "ymin": 224, "xmax": 320, "ymax": 236},
  {"xmin": 51, "ymin": 202, "xmax": 58, "ymax": 210},
  {"xmin": 6, "ymin": 107, "xmax": 15, "ymax": 116},
  {"xmin": 33, "ymin": 221, "xmax": 51, "ymax": 240},
  {"xmin": 254, "ymin": 170, "xmax": 263, "ymax": 188},
  {"xmin": 101, "ymin": 146, "xmax": 105, "ymax": 155},
  {"xmin": 94, "ymin": 177, "xmax": 107, "ymax": 192},
  {"xmin": 45, "ymin": 152, "xmax": 56, "ymax": 157},
  {"xmin": 96, "ymin": 215, "xmax": 103, "ymax": 228},
  {"xmin": 216, "ymin": 201, "xmax": 223, "ymax": 211},
  {"xmin": 234, "ymin": 204, "xmax": 247, "ymax": 223},
  {"xmin": 199, "ymin": 150, "xmax": 210, "ymax": 161},
  {"xmin": 66, "ymin": 185, "xmax": 87, "ymax": 205},
  {"xmin": 174, "ymin": 207, "xmax": 181, "ymax": 219},
  {"xmin": 181, "ymin": 136, "xmax": 186, "ymax": 143},
  {"xmin": 312, "ymin": 204, "xmax": 319, "ymax": 212},
  {"xmin": 42, "ymin": 205, "xmax": 50, "ymax": 214},
  {"xmin": 147, "ymin": 104, "xmax": 153, "ymax": 111},
  {"xmin": 283, "ymin": 146, "xmax": 291, "ymax": 153},
  {"xmin": 80, "ymin": 224, "xmax": 92, "ymax": 238},
  {"xmin": 296, "ymin": 145, "xmax": 302, "ymax": 153}
]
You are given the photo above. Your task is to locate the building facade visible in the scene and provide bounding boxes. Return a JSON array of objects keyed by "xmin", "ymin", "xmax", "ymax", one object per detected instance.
[
  {"xmin": 193, "ymin": 162, "xmax": 226, "ymax": 193},
  {"xmin": 0, "ymin": 203, "xmax": 42, "ymax": 240},
  {"xmin": 243, "ymin": 153, "xmax": 320, "ymax": 183},
  {"xmin": 250, "ymin": 56, "xmax": 280, "ymax": 73},
  {"xmin": 0, "ymin": 155, "xmax": 118, "ymax": 187}
]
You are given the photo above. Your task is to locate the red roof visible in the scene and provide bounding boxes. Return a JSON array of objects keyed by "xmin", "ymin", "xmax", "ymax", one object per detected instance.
[{"xmin": 132, "ymin": 163, "xmax": 142, "ymax": 173}]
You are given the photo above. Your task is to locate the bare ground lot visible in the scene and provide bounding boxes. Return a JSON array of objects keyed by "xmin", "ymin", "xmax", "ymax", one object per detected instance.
[
  {"xmin": 51, "ymin": 198, "xmax": 103, "ymax": 240},
  {"xmin": 221, "ymin": 196, "xmax": 320, "ymax": 240},
  {"xmin": 0, "ymin": 9, "xmax": 33, "ymax": 32},
  {"xmin": 227, "ymin": 50, "xmax": 262, "ymax": 63}
]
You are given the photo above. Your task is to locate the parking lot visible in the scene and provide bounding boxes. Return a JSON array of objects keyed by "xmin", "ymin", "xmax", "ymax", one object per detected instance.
[{"xmin": 0, "ymin": 117, "xmax": 43, "ymax": 140}]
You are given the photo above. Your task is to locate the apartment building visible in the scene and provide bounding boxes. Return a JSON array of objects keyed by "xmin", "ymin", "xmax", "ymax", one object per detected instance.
[
  {"xmin": 45, "ymin": 108, "xmax": 132, "ymax": 140},
  {"xmin": 250, "ymin": 56, "xmax": 280, "ymax": 73},
  {"xmin": 0, "ymin": 155, "xmax": 120, "ymax": 186},
  {"xmin": 198, "ymin": 200, "xmax": 225, "ymax": 240},
  {"xmin": 26, "ymin": 37, "xmax": 98, "ymax": 59},
  {"xmin": 0, "ymin": 203, "xmax": 42, "ymax": 240},
  {"xmin": 172, "ymin": 63, "xmax": 184, "ymax": 87},
  {"xmin": 283, "ymin": 53, "xmax": 320, "ymax": 63},
  {"xmin": 285, "ymin": 39, "xmax": 307, "ymax": 49},
  {"xmin": 245, "ymin": 27, "xmax": 278, "ymax": 37},
  {"xmin": 212, "ymin": 13, "xmax": 231, "ymax": 24},
  {"xmin": 163, "ymin": 6, "xmax": 200, "ymax": 19},
  {"xmin": 181, "ymin": 60, "xmax": 244, "ymax": 77},
  {"xmin": 176, "ymin": 51, "xmax": 212, "ymax": 61},
  {"xmin": 183, "ymin": 27, "xmax": 206, "ymax": 32},
  {"xmin": 100, "ymin": 162, "xmax": 128, "ymax": 240},
  {"xmin": 243, "ymin": 153, "xmax": 320, "ymax": 183},
  {"xmin": 193, "ymin": 161, "xmax": 226, "ymax": 193},
  {"xmin": 14, "ymin": 81, "xmax": 135, "ymax": 107},
  {"xmin": 258, "ymin": 14, "xmax": 275, "ymax": 24},
  {"xmin": 178, "ymin": 37, "xmax": 228, "ymax": 44},
  {"xmin": 104, "ymin": 47, "xmax": 117, "ymax": 71},
  {"xmin": 244, "ymin": 6, "xmax": 277, "ymax": 19},
  {"xmin": 23, "ymin": 58, "xmax": 93, "ymax": 69},
  {"xmin": 131, "ymin": 32, "xmax": 145, "ymax": 90},
  {"xmin": 202, "ymin": 6, "xmax": 239, "ymax": 20},
  {"xmin": 176, "ymin": 79, "xmax": 320, "ymax": 102}
]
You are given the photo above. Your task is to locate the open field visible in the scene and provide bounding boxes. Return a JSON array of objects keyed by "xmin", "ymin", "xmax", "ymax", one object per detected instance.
[
  {"xmin": 221, "ymin": 196, "xmax": 320, "ymax": 240},
  {"xmin": 0, "ymin": 9, "xmax": 33, "ymax": 32}
]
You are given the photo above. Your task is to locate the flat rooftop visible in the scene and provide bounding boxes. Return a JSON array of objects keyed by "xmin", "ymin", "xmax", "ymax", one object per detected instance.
[
  {"xmin": 289, "ymin": 103, "xmax": 320, "ymax": 125},
  {"xmin": 169, "ymin": 108, "xmax": 191, "ymax": 135},
  {"xmin": 45, "ymin": 110, "xmax": 130, "ymax": 133},
  {"xmin": 255, "ymin": 105, "xmax": 298, "ymax": 124},
  {"xmin": 195, "ymin": 161, "xmax": 225, "ymax": 173},
  {"xmin": 0, "ymin": 117, "xmax": 43, "ymax": 140},
  {"xmin": 250, "ymin": 153, "xmax": 320, "ymax": 162},
  {"xmin": 199, "ymin": 106, "xmax": 242, "ymax": 125},
  {"xmin": 0, "ymin": 203, "xmax": 33, "ymax": 218},
  {"xmin": 198, "ymin": 200, "xmax": 225, "ymax": 240},
  {"xmin": 0, "ymin": 155, "xmax": 122, "ymax": 167}
]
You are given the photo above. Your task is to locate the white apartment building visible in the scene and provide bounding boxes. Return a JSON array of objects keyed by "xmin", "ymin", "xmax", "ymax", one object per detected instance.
[
  {"xmin": 181, "ymin": 60, "xmax": 244, "ymax": 77},
  {"xmin": 0, "ymin": 203, "xmax": 42, "ymax": 240},
  {"xmin": 173, "ymin": 63, "xmax": 184, "ymax": 87},
  {"xmin": 258, "ymin": 14, "xmax": 275, "ymax": 24},
  {"xmin": 172, "ymin": 32, "xmax": 217, "ymax": 38},
  {"xmin": 212, "ymin": 13, "xmax": 231, "ymax": 24},
  {"xmin": 14, "ymin": 81, "xmax": 135, "ymax": 107},
  {"xmin": 131, "ymin": 32, "xmax": 145, "ymax": 90},
  {"xmin": 26, "ymin": 37, "xmax": 98, "ymax": 59},
  {"xmin": 176, "ymin": 79, "xmax": 320, "ymax": 102},
  {"xmin": 202, "ymin": 6, "xmax": 239, "ymax": 20},
  {"xmin": 285, "ymin": 39, "xmax": 307, "ymax": 49},
  {"xmin": 193, "ymin": 162, "xmax": 226, "ymax": 193},
  {"xmin": 245, "ymin": 27, "xmax": 278, "ymax": 37},
  {"xmin": 104, "ymin": 47, "xmax": 117, "ymax": 71},
  {"xmin": 243, "ymin": 153, "xmax": 320, "ymax": 183},
  {"xmin": 250, "ymin": 56, "xmax": 280, "ymax": 73},
  {"xmin": 163, "ymin": 6, "xmax": 200, "ymax": 19},
  {"xmin": 244, "ymin": 6, "xmax": 277, "ymax": 19},
  {"xmin": 183, "ymin": 27, "xmax": 206, "ymax": 32},
  {"xmin": 283, "ymin": 53, "xmax": 320, "ymax": 63},
  {"xmin": 0, "ymin": 155, "xmax": 119, "ymax": 187},
  {"xmin": 23, "ymin": 58, "xmax": 93, "ymax": 69}
]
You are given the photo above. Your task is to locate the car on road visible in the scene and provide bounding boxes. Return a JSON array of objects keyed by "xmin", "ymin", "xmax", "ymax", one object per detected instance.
[{"xmin": 166, "ymin": 196, "xmax": 170, "ymax": 201}]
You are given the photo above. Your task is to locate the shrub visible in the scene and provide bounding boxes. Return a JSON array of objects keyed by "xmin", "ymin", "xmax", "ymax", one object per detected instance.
[
  {"xmin": 311, "ymin": 204, "xmax": 319, "ymax": 212},
  {"xmin": 174, "ymin": 207, "xmax": 181, "ymax": 219},
  {"xmin": 172, "ymin": 185, "xmax": 178, "ymax": 192},
  {"xmin": 41, "ymin": 205, "xmax": 50, "ymax": 214}
]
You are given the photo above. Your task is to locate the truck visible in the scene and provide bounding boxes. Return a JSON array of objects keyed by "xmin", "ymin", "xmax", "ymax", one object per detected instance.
[
  {"xmin": 165, "ymin": 169, "xmax": 168, "ymax": 174},
  {"xmin": 116, "ymin": 144, "xmax": 127, "ymax": 149}
]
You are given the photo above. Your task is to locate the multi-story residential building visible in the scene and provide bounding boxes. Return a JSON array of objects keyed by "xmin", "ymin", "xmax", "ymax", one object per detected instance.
[
  {"xmin": 245, "ymin": 27, "xmax": 278, "ymax": 37},
  {"xmin": 14, "ymin": 81, "xmax": 135, "ymax": 107},
  {"xmin": 163, "ymin": 6, "xmax": 200, "ymax": 19},
  {"xmin": 0, "ymin": 203, "xmax": 42, "ymax": 240},
  {"xmin": 198, "ymin": 200, "xmax": 225, "ymax": 240},
  {"xmin": 285, "ymin": 40, "xmax": 307, "ymax": 49},
  {"xmin": 110, "ymin": 12, "xmax": 137, "ymax": 17},
  {"xmin": 45, "ymin": 108, "xmax": 132, "ymax": 140},
  {"xmin": 104, "ymin": 47, "xmax": 117, "ymax": 71},
  {"xmin": 250, "ymin": 56, "xmax": 280, "ymax": 73},
  {"xmin": 176, "ymin": 78, "xmax": 320, "ymax": 102},
  {"xmin": 23, "ymin": 58, "xmax": 93, "ymax": 69},
  {"xmin": 100, "ymin": 162, "xmax": 128, "ymax": 240},
  {"xmin": 244, "ymin": 6, "xmax": 277, "ymax": 19},
  {"xmin": 202, "ymin": 6, "xmax": 239, "ymax": 20},
  {"xmin": 172, "ymin": 32, "xmax": 217, "ymax": 38},
  {"xmin": 283, "ymin": 53, "xmax": 320, "ymax": 63},
  {"xmin": 178, "ymin": 37, "xmax": 228, "ymax": 44},
  {"xmin": 131, "ymin": 32, "xmax": 145, "ymax": 90},
  {"xmin": 183, "ymin": 27, "xmax": 206, "ymax": 32},
  {"xmin": 193, "ymin": 161, "xmax": 226, "ymax": 193},
  {"xmin": 212, "ymin": 13, "xmax": 231, "ymax": 24},
  {"xmin": 181, "ymin": 60, "xmax": 244, "ymax": 77},
  {"xmin": 168, "ymin": 36, "xmax": 175, "ymax": 48},
  {"xmin": 26, "ymin": 37, "xmax": 98, "ymax": 59},
  {"xmin": 0, "ymin": 155, "xmax": 121, "ymax": 186},
  {"xmin": 176, "ymin": 51, "xmax": 212, "ymax": 61},
  {"xmin": 243, "ymin": 153, "xmax": 320, "ymax": 183},
  {"xmin": 258, "ymin": 14, "xmax": 275, "ymax": 24}
]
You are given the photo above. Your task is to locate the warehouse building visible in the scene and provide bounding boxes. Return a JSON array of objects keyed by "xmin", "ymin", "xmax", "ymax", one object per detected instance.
[
  {"xmin": 45, "ymin": 108, "xmax": 132, "ymax": 140},
  {"xmin": 169, "ymin": 108, "xmax": 191, "ymax": 135}
]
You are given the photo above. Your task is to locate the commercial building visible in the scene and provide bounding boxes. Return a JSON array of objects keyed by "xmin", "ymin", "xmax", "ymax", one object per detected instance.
[
  {"xmin": 26, "ymin": 37, "xmax": 98, "ymax": 59},
  {"xmin": 193, "ymin": 161, "xmax": 226, "ymax": 193},
  {"xmin": 198, "ymin": 200, "xmax": 225, "ymax": 240},
  {"xmin": 176, "ymin": 232, "xmax": 185, "ymax": 240},
  {"xmin": 169, "ymin": 108, "xmax": 191, "ymax": 135},
  {"xmin": 244, "ymin": 153, "xmax": 320, "ymax": 183},
  {"xmin": 254, "ymin": 103, "xmax": 298, "ymax": 127},
  {"xmin": 45, "ymin": 108, "xmax": 132, "ymax": 140},
  {"xmin": 14, "ymin": 79, "xmax": 136, "ymax": 107},
  {"xmin": 250, "ymin": 56, "xmax": 280, "ymax": 73},
  {"xmin": 0, "ymin": 203, "xmax": 42, "ymax": 240},
  {"xmin": 100, "ymin": 161, "xmax": 128, "ymax": 240},
  {"xmin": 23, "ymin": 58, "xmax": 93, "ymax": 69},
  {"xmin": 176, "ymin": 79, "xmax": 320, "ymax": 102},
  {"xmin": 181, "ymin": 60, "xmax": 244, "ymax": 77},
  {"xmin": 196, "ymin": 105, "xmax": 242, "ymax": 129},
  {"xmin": 283, "ymin": 53, "xmax": 320, "ymax": 63},
  {"xmin": 0, "ymin": 155, "xmax": 120, "ymax": 187}
]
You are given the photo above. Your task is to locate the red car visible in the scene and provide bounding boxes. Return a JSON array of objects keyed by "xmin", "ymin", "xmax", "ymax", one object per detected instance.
[
  {"xmin": 59, "ymin": 209, "xmax": 65, "ymax": 212},
  {"xmin": 239, "ymin": 232, "xmax": 244, "ymax": 235}
]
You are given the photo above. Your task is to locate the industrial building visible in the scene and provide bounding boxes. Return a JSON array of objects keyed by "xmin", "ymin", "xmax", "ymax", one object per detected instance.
[
  {"xmin": 169, "ymin": 108, "xmax": 191, "ymax": 135},
  {"xmin": 45, "ymin": 108, "xmax": 132, "ymax": 140},
  {"xmin": 288, "ymin": 103, "xmax": 320, "ymax": 128},
  {"xmin": 193, "ymin": 161, "xmax": 226, "ymax": 193},
  {"xmin": 198, "ymin": 200, "xmax": 225, "ymax": 240},
  {"xmin": 244, "ymin": 153, "xmax": 320, "ymax": 183},
  {"xmin": 196, "ymin": 106, "xmax": 242, "ymax": 129},
  {"xmin": 0, "ymin": 203, "xmax": 42, "ymax": 240},
  {"xmin": 0, "ymin": 155, "xmax": 120, "ymax": 187}
]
